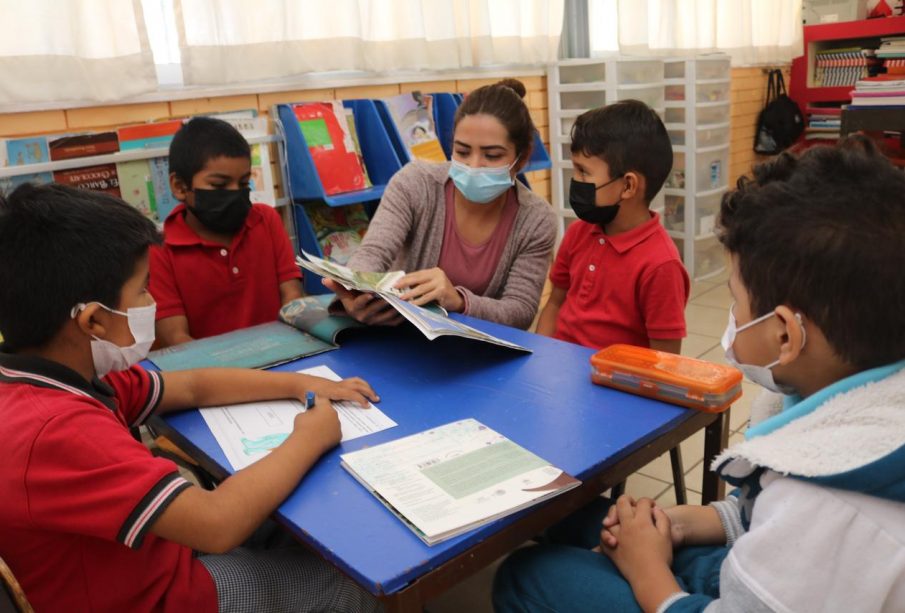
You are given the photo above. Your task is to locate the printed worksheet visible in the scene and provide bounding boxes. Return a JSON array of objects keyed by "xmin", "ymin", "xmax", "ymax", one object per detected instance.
[{"xmin": 200, "ymin": 365, "xmax": 396, "ymax": 471}]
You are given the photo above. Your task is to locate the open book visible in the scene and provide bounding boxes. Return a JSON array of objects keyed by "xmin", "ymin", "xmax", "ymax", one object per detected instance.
[
  {"xmin": 296, "ymin": 251, "xmax": 530, "ymax": 353},
  {"xmin": 341, "ymin": 419, "xmax": 580, "ymax": 545}
]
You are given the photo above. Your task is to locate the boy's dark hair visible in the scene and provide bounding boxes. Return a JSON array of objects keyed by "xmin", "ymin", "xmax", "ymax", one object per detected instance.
[
  {"xmin": 168, "ymin": 116, "xmax": 251, "ymax": 186},
  {"xmin": 570, "ymin": 100, "xmax": 673, "ymax": 202},
  {"xmin": 718, "ymin": 136, "xmax": 905, "ymax": 370},
  {"xmin": 454, "ymin": 79, "xmax": 536, "ymax": 161},
  {"xmin": 0, "ymin": 183, "xmax": 161, "ymax": 351}
]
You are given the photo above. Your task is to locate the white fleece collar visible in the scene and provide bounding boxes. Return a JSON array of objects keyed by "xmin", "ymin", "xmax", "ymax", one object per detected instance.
[{"xmin": 714, "ymin": 366, "xmax": 905, "ymax": 480}]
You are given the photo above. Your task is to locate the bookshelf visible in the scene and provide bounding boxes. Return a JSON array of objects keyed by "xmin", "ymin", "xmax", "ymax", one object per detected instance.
[
  {"xmin": 547, "ymin": 58, "xmax": 666, "ymax": 241},
  {"xmin": 790, "ymin": 16, "xmax": 905, "ymax": 114},
  {"xmin": 661, "ymin": 55, "xmax": 732, "ymax": 281}
]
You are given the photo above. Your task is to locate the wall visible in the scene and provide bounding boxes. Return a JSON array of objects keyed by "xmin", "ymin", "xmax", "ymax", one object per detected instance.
[{"xmin": 729, "ymin": 65, "xmax": 792, "ymax": 185}]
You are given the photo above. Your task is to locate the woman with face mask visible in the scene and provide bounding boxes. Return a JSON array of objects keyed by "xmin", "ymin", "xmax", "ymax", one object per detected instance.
[{"xmin": 325, "ymin": 79, "xmax": 557, "ymax": 330}]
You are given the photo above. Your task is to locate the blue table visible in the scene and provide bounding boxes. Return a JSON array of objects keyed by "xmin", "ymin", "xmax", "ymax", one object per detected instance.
[{"xmin": 153, "ymin": 315, "xmax": 728, "ymax": 612}]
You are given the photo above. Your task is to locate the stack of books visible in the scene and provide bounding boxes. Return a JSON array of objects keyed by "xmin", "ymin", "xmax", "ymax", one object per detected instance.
[
  {"xmin": 805, "ymin": 108, "xmax": 842, "ymax": 141},
  {"xmin": 814, "ymin": 46, "xmax": 880, "ymax": 87},
  {"xmin": 849, "ymin": 77, "xmax": 905, "ymax": 108}
]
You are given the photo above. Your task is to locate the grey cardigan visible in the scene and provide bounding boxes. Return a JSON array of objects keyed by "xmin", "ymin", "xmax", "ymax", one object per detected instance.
[{"xmin": 348, "ymin": 161, "xmax": 556, "ymax": 330}]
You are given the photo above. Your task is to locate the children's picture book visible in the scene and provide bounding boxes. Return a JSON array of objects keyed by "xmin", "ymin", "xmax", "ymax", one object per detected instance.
[
  {"xmin": 52, "ymin": 164, "xmax": 121, "ymax": 198},
  {"xmin": 116, "ymin": 160, "xmax": 158, "ymax": 220},
  {"xmin": 149, "ymin": 157, "xmax": 180, "ymax": 221},
  {"xmin": 200, "ymin": 364, "xmax": 397, "ymax": 472},
  {"xmin": 118, "ymin": 119, "xmax": 184, "ymax": 151},
  {"xmin": 306, "ymin": 201, "xmax": 370, "ymax": 265},
  {"xmin": 49, "ymin": 132, "xmax": 120, "ymax": 161},
  {"xmin": 147, "ymin": 320, "xmax": 337, "ymax": 372},
  {"xmin": 341, "ymin": 419, "xmax": 580, "ymax": 545},
  {"xmin": 214, "ymin": 113, "xmax": 277, "ymax": 207},
  {"xmin": 296, "ymin": 251, "xmax": 531, "ymax": 353},
  {"xmin": 383, "ymin": 92, "xmax": 447, "ymax": 163},
  {"xmin": 4, "ymin": 137, "xmax": 49, "ymax": 166},
  {"xmin": 293, "ymin": 102, "xmax": 368, "ymax": 195},
  {"xmin": 0, "ymin": 137, "xmax": 53, "ymax": 194},
  {"xmin": 344, "ymin": 108, "xmax": 373, "ymax": 189}
]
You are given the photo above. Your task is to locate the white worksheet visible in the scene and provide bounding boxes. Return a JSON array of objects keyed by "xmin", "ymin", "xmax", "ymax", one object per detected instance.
[{"xmin": 200, "ymin": 365, "xmax": 396, "ymax": 471}]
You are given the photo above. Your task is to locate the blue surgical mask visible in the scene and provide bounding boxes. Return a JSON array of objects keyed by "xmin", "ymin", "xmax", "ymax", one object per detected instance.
[
  {"xmin": 448, "ymin": 158, "xmax": 518, "ymax": 204},
  {"xmin": 721, "ymin": 304, "xmax": 806, "ymax": 395}
]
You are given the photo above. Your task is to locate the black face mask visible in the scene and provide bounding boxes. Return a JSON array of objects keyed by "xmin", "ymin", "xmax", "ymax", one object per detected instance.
[
  {"xmin": 187, "ymin": 187, "xmax": 252, "ymax": 235},
  {"xmin": 569, "ymin": 176, "xmax": 624, "ymax": 227}
]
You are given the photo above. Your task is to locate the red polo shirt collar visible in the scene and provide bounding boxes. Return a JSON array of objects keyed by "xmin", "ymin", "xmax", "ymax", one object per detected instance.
[
  {"xmin": 163, "ymin": 203, "xmax": 264, "ymax": 248},
  {"xmin": 592, "ymin": 211, "xmax": 664, "ymax": 255}
]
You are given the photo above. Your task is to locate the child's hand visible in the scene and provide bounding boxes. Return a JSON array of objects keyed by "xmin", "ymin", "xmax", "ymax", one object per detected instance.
[
  {"xmin": 304, "ymin": 376, "xmax": 379, "ymax": 408},
  {"xmin": 601, "ymin": 496, "xmax": 674, "ymax": 585},
  {"xmin": 293, "ymin": 396, "xmax": 341, "ymax": 453},
  {"xmin": 602, "ymin": 497, "xmax": 685, "ymax": 549},
  {"xmin": 395, "ymin": 268, "xmax": 464, "ymax": 312}
]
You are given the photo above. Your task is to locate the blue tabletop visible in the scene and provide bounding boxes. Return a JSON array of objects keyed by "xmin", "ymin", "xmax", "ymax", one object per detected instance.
[{"xmin": 159, "ymin": 315, "xmax": 689, "ymax": 595}]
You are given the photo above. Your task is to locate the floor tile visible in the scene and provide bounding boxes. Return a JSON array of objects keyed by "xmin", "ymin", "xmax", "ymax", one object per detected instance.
[
  {"xmin": 679, "ymin": 429, "xmax": 705, "ymax": 467},
  {"xmin": 684, "ymin": 304, "xmax": 732, "ymax": 338},
  {"xmin": 638, "ymin": 451, "xmax": 675, "ymax": 483},
  {"xmin": 425, "ymin": 555, "xmax": 504, "ymax": 613},
  {"xmin": 689, "ymin": 280, "xmax": 718, "ymax": 299},
  {"xmin": 698, "ymin": 344, "xmax": 729, "ymax": 366},
  {"xmin": 681, "ymin": 333, "xmax": 720, "ymax": 359},
  {"xmin": 656, "ymin": 486, "xmax": 702, "ymax": 507},
  {"xmin": 691, "ymin": 283, "xmax": 733, "ymax": 309},
  {"xmin": 625, "ymin": 473, "xmax": 672, "ymax": 500}
]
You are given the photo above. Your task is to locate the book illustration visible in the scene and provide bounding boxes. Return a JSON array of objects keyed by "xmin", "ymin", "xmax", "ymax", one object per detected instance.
[
  {"xmin": 4, "ymin": 137, "xmax": 49, "ymax": 166},
  {"xmin": 49, "ymin": 132, "xmax": 119, "ymax": 161},
  {"xmin": 296, "ymin": 251, "xmax": 530, "ymax": 353},
  {"xmin": 116, "ymin": 160, "xmax": 158, "ymax": 220},
  {"xmin": 383, "ymin": 92, "xmax": 447, "ymax": 163},
  {"xmin": 306, "ymin": 201, "xmax": 370, "ymax": 265},
  {"xmin": 293, "ymin": 102, "xmax": 368, "ymax": 195},
  {"xmin": 344, "ymin": 108, "xmax": 373, "ymax": 188},
  {"xmin": 118, "ymin": 119, "xmax": 184, "ymax": 151},
  {"xmin": 149, "ymin": 158, "xmax": 180, "ymax": 221},
  {"xmin": 341, "ymin": 419, "xmax": 579, "ymax": 545},
  {"xmin": 249, "ymin": 143, "xmax": 276, "ymax": 207},
  {"xmin": 200, "ymin": 365, "xmax": 396, "ymax": 471},
  {"xmin": 280, "ymin": 294, "xmax": 365, "ymax": 345},
  {"xmin": 53, "ymin": 164, "xmax": 121, "ymax": 198}
]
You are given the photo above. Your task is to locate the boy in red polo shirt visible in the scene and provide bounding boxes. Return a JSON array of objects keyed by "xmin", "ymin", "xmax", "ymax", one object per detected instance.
[
  {"xmin": 150, "ymin": 117, "xmax": 303, "ymax": 347},
  {"xmin": 0, "ymin": 184, "xmax": 379, "ymax": 612},
  {"xmin": 536, "ymin": 100, "xmax": 689, "ymax": 353}
]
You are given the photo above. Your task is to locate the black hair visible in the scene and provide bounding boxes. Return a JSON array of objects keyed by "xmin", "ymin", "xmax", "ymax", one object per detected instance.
[
  {"xmin": 717, "ymin": 136, "xmax": 905, "ymax": 370},
  {"xmin": 0, "ymin": 183, "xmax": 161, "ymax": 351},
  {"xmin": 168, "ymin": 116, "xmax": 251, "ymax": 186},
  {"xmin": 570, "ymin": 100, "xmax": 673, "ymax": 202},
  {"xmin": 454, "ymin": 79, "xmax": 536, "ymax": 160}
]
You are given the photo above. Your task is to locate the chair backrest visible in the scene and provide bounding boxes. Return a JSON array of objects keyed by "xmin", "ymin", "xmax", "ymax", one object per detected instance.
[{"xmin": 0, "ymin": 557, "xmax": 33, "ymax": 613}]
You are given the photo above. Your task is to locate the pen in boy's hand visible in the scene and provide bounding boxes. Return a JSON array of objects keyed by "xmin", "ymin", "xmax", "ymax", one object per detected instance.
[{"xmin": 305, "ymin": 391, "xmax": 316, "ymax": 411}]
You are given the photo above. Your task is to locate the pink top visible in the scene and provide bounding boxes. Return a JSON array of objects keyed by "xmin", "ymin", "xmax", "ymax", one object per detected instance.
[{"xmin": 438, "ymin": 180, "xmax": 519, "ymax": 296}]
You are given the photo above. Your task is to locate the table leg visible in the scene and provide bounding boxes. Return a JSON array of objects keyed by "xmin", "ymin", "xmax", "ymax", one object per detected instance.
[{"xmin": 701, "ymin": 410, "xmax": 729, "ymax": 504}]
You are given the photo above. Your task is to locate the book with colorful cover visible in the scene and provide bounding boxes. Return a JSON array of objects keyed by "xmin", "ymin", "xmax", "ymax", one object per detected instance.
[
  {"xmin": 306, "ymin": 201, "xmax": 370, "ymax": 265},
  {"xmin": 383, "ymin": 92, "xmax": 447, "ymax": 162},
  {"xmin": 0, "ymin": 137, "xmax": 53, "ymax": 194},
  {"xmin": 117, "ymin": 160, "xmax": 158, "ymax": 220},
  {"xmin": 213, "ymin": 113, "xmax": 277, "ymax": 207},
  {"xmin": 293, "ymin": 102, "xmax": 368, "ymax": 195},
  {"xmin": 49, "ymin": 132, "xmax": 119, "ymax": 161},
  {"xmin": 53, "ymin": 164, "xmax": 121, "ymax": 197},
  {"xmin": 149, "ymin": 158, "xmax": 180, "ymax": 221},
  {"xmin": 118, "ymin": 120, "xmax": 184, "ymax": 151}
]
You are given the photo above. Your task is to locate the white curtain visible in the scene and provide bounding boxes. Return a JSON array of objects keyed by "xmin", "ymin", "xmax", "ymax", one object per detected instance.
[
  {"xmin": 174, "ymin": 0, "xmax": 565, "ymax": 85},
  {"xmin": 589, "ymin": 0, "xmax": 803, "ymax": 66},
  {"xmin": 0, "ymin": 0, "xmax": 158, "ymax": 105}
]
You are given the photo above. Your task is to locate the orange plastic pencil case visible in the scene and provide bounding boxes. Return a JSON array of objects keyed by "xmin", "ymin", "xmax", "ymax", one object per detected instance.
[{"xmin": 590, "ymin": 344, "xmax": 743, "ymax": 413}]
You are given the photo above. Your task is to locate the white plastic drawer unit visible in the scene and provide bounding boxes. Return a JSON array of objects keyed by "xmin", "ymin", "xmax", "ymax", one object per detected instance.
[
  {"xmin": 559, "ymin": 90, "xmax": 607, "ymax": 110},
  {"xmin": 558, "ymin": 62, "xmax": 607, "ymax": 85},
  {"xmin": 617, "ymin": 85, "xmax": 664, "ymax": 110},
  {"xmin": 696, "ymin": 81, "xmax": 730, "ymax": 103},
  {"xmin": 663, "ymin": 190, "xmax": 725, "ymax": 236},
  {"xmin": 616, "ymin": 60, "xmax": 664, "ymax": 85}
]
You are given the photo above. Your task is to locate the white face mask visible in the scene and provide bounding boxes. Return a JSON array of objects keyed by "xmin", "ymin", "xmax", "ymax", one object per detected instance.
[
  {"xmin": 72, "ymin": 302, "xmax": 157, "ymax": 378},
  {"xmin": 721, "ymin": 304, "xmax": 806, "ymax": 395}
]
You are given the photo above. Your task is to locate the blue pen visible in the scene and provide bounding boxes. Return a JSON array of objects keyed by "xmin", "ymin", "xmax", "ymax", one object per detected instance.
[{"xmin": 305, "ymin": 391, "xmax": 316, "ymax": 411}]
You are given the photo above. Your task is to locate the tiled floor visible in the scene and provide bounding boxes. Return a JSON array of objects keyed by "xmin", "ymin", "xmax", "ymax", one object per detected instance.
[{"xmin": 425, "ymin": 268, "xmax": 749, "ymax": 612}]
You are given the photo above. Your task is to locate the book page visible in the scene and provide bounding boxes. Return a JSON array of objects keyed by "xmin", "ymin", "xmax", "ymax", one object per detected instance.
[{"xmin": 200, "ymin": 365, "xmax": 396, "ymax": 471}]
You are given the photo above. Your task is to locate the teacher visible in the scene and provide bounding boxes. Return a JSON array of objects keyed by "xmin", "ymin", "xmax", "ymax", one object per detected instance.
[{"xmin": 326, "ymin": 79, "xmax": 556, "ymax": 330}]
